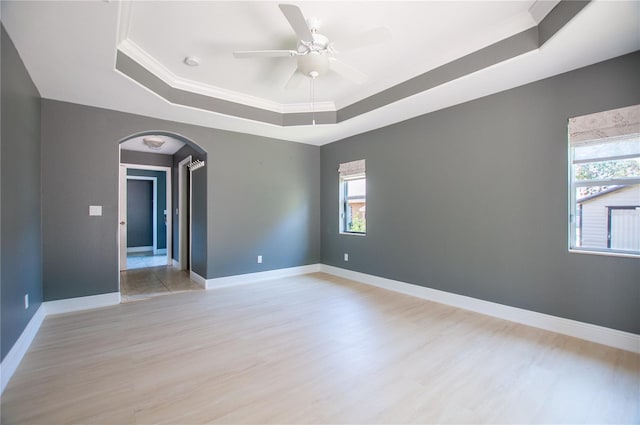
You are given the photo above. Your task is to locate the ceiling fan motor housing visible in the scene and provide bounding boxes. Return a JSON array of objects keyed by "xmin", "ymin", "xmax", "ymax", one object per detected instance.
[{"xmin": 297, "ymin": 33, "xmax": 330, "ymax": 77}]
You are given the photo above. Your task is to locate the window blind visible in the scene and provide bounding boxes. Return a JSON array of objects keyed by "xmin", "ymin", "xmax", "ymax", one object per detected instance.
[
  {"xmin": 569, "ymin": 104, "xmax": 640, "ymax": 147},
  {"xmin": 338, "ymin": 159, "xmax": 365, "ymax": 179}
]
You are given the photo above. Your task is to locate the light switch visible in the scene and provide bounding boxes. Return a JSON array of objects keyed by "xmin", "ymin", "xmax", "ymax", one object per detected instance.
[{"xmin": 89, "ymin": 205, "xmax": 102, "ymax": 216}]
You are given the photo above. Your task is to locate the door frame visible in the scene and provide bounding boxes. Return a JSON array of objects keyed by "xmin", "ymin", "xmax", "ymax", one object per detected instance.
[
  {"xmin": 126, "ymin": 176, "xmax": 158, "ymax": 254},
  {"xmin": 118, "ymin": 163, "xmax": 172, "ymax": 272},
  {"xmin": 178, "ymin": 155, "xmax": 192, "ymax": 271}
]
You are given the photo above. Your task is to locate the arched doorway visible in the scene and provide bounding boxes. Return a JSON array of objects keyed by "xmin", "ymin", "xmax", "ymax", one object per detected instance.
[{"xmin": 117, "ymin": 131, "xmax": 207, "ymax": 302}]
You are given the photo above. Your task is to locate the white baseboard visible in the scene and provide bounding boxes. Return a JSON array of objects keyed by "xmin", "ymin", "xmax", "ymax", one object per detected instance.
[
  {"xmin": 320, "ymin": 265, "xmax": 640, "ymax": 354},
  {"xmin": 172, "ymin": 259, "xmax": 180, "ymax": 268},
  {"xmin": 189, "ymin": 271, "xmax": 207, "ymax": 289},
  {"xmin": 0, "ymin": 305, "xmax": 46, "ymax": 394},
  {"xmin": 4, "ymin": 262, "xmax": 635, "ymax": 399},
  {"xmin": 205, "ymin": 264, "xmax": 321, "ymax": 290},
  {"xmin": 127, "ymin": 246, "xmax": 153, "ymax": 253},
  {"xmin": 1, "ymin": 292, "xmax": 122, "ymax": 395},
  {"xmin": 43, "ymin": 292, "xmax": 121, "ymax": 316}
]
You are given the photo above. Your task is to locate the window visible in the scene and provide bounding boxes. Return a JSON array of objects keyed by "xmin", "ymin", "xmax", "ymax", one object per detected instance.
[
  {"xmin": 339, "ymin": 159, "xmax": 366, "ymax": 234},
  {"xmin": 569, "ymin": 105, "xmax": 640, "ymax": 256}
]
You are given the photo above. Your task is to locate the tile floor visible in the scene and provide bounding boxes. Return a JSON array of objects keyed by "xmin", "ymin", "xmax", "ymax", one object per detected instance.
[
  {"xmin": 120, "ymin": 266, "xmax": 203, "ymax": 303},
  {"xmin": 126, "ymin": 251, "xmax": 169, "ymax": 269}
]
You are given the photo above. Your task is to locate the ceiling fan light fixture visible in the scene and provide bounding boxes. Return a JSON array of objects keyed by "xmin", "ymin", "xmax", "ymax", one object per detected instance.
[
  {"xmin": 232, "ymin": 4, "xmax": 375, "ymax": 87},
  {"xmin": 142, "ymin": 136, "xmax": 166, "ymax": 150},
  {"xmin": 298, "ymin": 52, "xmax": 329, "ymax": 77}
]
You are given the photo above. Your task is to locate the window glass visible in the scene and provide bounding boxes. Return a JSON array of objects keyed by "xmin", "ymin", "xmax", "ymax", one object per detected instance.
[
  {"xmin": 570, "ymin": 137, "xmax": 640, "ymax": 255},
  {"xmin": 338, "ymin": 159, "xmax": 366, "ymax": 235},
  {"xmin": 343, "ymin": 177, "xmax": 366, "ymax": 233}
]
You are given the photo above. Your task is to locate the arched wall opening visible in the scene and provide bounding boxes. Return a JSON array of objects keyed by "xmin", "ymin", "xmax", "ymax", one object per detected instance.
[{"xmin": 118, "ymin": 131, "xmax": 208, "ymax": 288}]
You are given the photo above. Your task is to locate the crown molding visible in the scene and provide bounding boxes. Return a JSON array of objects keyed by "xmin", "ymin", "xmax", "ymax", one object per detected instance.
[
  {"xmin": 529, "ymin": 0, "xmax": 562, "ymax": 24},
  {"xmin": 114, "ymin": 0, "xmax": 590, "ymax": 127},
  {"xmin": 116, "ymin": 0, "xmax": 337, "ymax": 115},
  {"xmin": 118, "ymin": 39, "xmax": 335, "ymax": 115}
]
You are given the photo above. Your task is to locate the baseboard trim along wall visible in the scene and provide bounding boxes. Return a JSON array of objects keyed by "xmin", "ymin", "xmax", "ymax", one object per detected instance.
[
  {"xmin": 127, "ymin": 246, "xmax": 153, "ymax": 253},
  {"xmin": 319, "ymin": 265, "xmax": 640, "ymax": 354},
  {"xmin": 43, "ymin": 292, "xmax": 121, "ymax": 316},
  {"xmin": 0, "ymin": 292, "xmax": 122, "ymax": 394},
  {"xmin": 190, "ymin": 271, "xmax": 207, "ymax": 289},
  {"xmin": 4, "ymin": 263, "xmax": 638, "ymax": 396},
  {"xmin": 204, "ymin": 264, "xmax": 322, "ymax": 290},
  {"xmin": 0, "ymin": 305, "xmax": 46, "ymax": 394}
]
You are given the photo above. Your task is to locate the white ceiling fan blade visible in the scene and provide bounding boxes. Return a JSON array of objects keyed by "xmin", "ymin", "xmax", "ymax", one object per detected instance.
[
  {"xmin": 279, "ymin": 4, "xmax": 314, "ymax": 43},
  {"xmin": 284, "ymin": 69, "xmax": 306, "ymax": 90},
  {"xmin": 334, "ymin": 27, "xmax": 392, "ymax": 52},
  {"xmin": 329, "ymin": 58, "xmax": 368, "ymax": 84},
  {"xmin": 233, "ymin": 50, "xmax": 297, "ymax": 59}
]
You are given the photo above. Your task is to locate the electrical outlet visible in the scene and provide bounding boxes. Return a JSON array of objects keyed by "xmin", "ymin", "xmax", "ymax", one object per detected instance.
[
  {"xmin": 24, "ymin": 293, "xmax": 29, "ymax": 310},
  {"xmin": 257, "ymin": 255, "xmax": 263, "ymax": 264},
  {"xmin": 344, "ymin": 253, "xmax": 349, "ymax": 261}
]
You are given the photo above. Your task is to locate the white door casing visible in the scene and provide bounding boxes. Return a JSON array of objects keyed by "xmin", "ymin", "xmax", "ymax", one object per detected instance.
[
  {"xmin": 126, "ymin": 176, "xmax": 158, "ymax": 254},
  {"xmin": 178, "ymin": 155, "xmax": 192, "ymax": 271},
  {"xmin": 119, "ymin": 162, "xmax": 172, "ymax": 273},
  {"xmin": 118, "ymin": 165, "xmax": 128, "ymax": 271}
]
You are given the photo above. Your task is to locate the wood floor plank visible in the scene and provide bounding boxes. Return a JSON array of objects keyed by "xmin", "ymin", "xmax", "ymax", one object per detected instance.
[{"xmin": 1, "ymin": 272, "xmax": 638, "ymax": 424}]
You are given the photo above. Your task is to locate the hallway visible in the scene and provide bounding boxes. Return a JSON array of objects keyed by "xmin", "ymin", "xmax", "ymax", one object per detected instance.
[
  {"xmin": 120, "ymin": 266, "xmax": 203, "ymax": 303},
  {"xmin": 126, "ymin": 251, "xmax": 169, "ymax": 269}
]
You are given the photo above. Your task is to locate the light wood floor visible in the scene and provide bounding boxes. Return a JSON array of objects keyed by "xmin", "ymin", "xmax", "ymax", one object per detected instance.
[{"xmin": 1, "ymin": 273, "xmax": 638, "ymax": 424}]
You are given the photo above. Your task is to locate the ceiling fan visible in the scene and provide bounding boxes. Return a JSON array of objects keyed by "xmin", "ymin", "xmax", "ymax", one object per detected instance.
[{"xmin": 233, "ymin": 4, "xmax": 391, "ymax": 89}]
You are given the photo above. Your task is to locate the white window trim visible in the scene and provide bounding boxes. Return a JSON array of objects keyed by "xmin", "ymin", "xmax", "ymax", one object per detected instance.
[
  {"xmin": 569, "ymin": 248, "xmax": 640, "ymax": 259},
  {"xmin": 568, "ymin": 140, "xmax": 640, "ymax": 258},
  {"xmin": 339, "ymin": 173, "xmax": 366, "ymax": 236}
]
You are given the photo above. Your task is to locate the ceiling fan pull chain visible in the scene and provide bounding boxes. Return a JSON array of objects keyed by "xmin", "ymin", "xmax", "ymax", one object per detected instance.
[
  {"xmin": 312, "ymin": 76, "xmax": 315, "ymax": 126},
  {"xmin": 310, "ymin": 71, "xmax": 319, "ymax": 126}
]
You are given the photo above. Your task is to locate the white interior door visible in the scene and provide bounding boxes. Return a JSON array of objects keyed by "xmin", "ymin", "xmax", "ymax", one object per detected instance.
[{"xmin": 119, "ymin": 165, "xmax": 128, "ymax": 271}]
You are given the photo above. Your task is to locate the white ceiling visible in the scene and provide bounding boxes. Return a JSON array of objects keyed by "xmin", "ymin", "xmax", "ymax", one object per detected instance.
[
  {"xmin": 1, "ymin": 1, "xmax": 639, "ymax": 146},
  {"xmin": 120, "ymin": 134, "xmax": 186, "ymax": 155},
  {"xmin": 121, "ymin": 1, "xmax": 537, "ymax": 109}
]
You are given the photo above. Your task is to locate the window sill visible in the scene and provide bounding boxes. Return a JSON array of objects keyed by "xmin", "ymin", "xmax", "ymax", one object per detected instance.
[
  {"xmin": 340, "ymin": 232, "xmax": 366, "ymax": 237},
  {"xmin": 569, "ymin": 249, "xmax": 639, "ymax": 259}
]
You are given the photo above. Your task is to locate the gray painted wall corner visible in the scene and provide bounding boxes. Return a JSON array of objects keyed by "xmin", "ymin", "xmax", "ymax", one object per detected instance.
[
  {"xmin": 1, "ymin": 24, "xmax": 43, "ymax": 360},
  {"xmin": 40, "ymin": 99, "xmax": 320, "ymax": 297},
  {"xmin": 321, "ymin": 51, "xmax": 640, "ymax": 334},
  {"xmin": 205, "ymin": 131, "xmax": 321, "ymax": 278}
]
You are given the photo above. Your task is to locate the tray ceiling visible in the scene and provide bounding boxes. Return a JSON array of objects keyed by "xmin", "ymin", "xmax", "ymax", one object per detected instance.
[{"xmin": 2, "ymin": 1, "xmax": 639, "ymax": 144}]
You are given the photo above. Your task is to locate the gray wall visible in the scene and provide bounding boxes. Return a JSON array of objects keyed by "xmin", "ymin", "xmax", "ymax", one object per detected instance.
[
  {"xmin": 1, "ymin": 25, "xmax": 43, "ymax": 360},
  {"xmin": 321, "ymin": 51, "xmax": 640, "ymax": 334},
  {"xmin": 120, "ymin": 150, "xmax": 173, "ymax": 167},
  {"xmin": 41, "ymin": 100, "xmax": 320, "ymax": 300},
  {"xmin": 127, "ymin": 169, "xmax": 167, "ymax": 250},
  {"xmin": 207, "ymin": 134, "xmax": 320, "ymax": 277}
]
